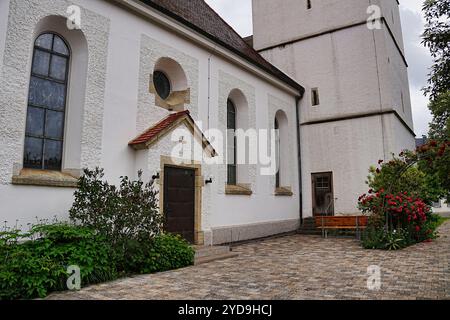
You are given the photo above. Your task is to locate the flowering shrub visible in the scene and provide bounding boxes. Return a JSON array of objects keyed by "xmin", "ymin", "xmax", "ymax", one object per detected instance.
[
  {"xmin": 358, "ymin": 190, "xmax": 434, "ymax": 246},
  {"xmin": 359, "ymin": 142, "xmax": 449, "ymax": 250}
]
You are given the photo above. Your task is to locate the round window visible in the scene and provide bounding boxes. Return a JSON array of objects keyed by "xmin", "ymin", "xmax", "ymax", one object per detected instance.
[{"xmin": 153, "ymin": 71, "xmax": 171, "ymax": 100}]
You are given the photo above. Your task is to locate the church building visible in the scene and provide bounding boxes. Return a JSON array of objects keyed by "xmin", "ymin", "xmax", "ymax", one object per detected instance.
[{"xmin": 0, "ymin": 0, "xmax": 415, "ymax": 245}]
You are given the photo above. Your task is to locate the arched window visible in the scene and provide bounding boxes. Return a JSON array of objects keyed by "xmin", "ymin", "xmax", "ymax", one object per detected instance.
[
  {"xmin": 275, "ymin": 118, "xmax": 280, "ymax": 188},
  {"xmin": 227, "ymin": 99, "xmax": 237, "ymax": 185},
  {"xmin": 274, "ymin": 110, "xmax": 289, "ymax": 190},
  {"xmin": 24, "ymin": 33, "xmax": 70, "ymax": 171}
]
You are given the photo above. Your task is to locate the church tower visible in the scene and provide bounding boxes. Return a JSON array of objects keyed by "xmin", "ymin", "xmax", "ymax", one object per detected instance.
[{"xmin": 252, "ymin": 0, "xmax": 416, "ymax": 216}]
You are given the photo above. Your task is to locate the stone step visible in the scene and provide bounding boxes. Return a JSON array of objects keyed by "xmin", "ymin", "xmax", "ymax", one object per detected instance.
[
  {"xmin": 194, "ymin": 252, "xmax": 239, "ymax": 266},
  {"xmin": 193, "ymin": 245, "xmax": 239, "ymax": 265},
  {"xmin": 193, "ymin": 245, "xmax": 231, "ymax": 259}
]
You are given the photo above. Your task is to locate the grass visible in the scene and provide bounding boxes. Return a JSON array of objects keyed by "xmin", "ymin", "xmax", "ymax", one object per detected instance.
[{"xmin": 436, "ymin": 216, "xmax": 450, "ymax": 228}]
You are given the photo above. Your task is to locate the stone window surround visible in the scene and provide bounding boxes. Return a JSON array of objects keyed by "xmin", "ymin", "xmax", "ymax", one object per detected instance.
[
  {"xmin": 158, "ymin": 155, "xmax": 205, "ymax": 245},
  {"xmin": 12, "ymin": 168, "xmax": 79, "ymax": 188},
  {"xmin": 137, "ymin": 35, "xmax": 199, "ymax": 135},
  {"xmin": 225, "ymin": 183, "xmax": 253, "ymax": 196},
  {"xmin": 0, "ymin": 1, "xmax": 110, "ymax": 187},
  {"xmin": 274, "ymin": 186, "xmax": 293, "ymax": 197},
  {"xmin": 148, "ymin": 57, "xmax": 191, "ymax": 112},
  {"xmin": 218, "ymin": 73, "xmax": 257, "ymax": 194},
  {"xmin": 268, "ymin": 95, "xmax": 296, "ymax": 196}
]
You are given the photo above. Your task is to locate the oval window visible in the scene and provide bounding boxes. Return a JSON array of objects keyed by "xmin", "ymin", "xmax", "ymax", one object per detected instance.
[{"xmin": 153, "ymin": 71, "xmax": 171, "ymax": 100}]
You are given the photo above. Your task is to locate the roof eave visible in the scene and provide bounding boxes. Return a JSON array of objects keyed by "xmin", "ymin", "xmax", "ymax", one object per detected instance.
[{"xmin": 110, "ymin": 0, "xmax": 304, "ymax": 97}]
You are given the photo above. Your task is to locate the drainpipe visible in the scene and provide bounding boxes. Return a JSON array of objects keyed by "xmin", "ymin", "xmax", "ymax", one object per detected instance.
[{"xmin": 295, "ymin": 94, "xmax": 303, "ymax": 226}]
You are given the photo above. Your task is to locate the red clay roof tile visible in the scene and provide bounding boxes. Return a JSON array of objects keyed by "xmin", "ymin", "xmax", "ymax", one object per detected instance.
[{"xmin": 129, "ymin": 110, "xmax": 190, "ymax": 146}]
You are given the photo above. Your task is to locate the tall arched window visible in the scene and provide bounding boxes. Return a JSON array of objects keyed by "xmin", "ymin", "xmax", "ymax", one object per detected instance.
[
  {"xmin": 274, "ymin": 110, "xmax": 289, "ymax": 190},
  {"xmin": 275, "ymin": 118, "xmax": 280, "ymax": 188},
  {"xmin": 24, "ymin": 33, "xmax": 70, "ymax": 171},
  {"xmin": 227, "ymin": 99, "xmax": 237, "ymax": 185}
]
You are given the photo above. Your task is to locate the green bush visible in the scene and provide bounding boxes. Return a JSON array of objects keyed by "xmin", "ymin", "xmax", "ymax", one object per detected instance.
[
  {"xmin": 69, "ymin": 168, "xmax": 163, "ymax": 246},
  {"xmin": 362, "ymin": 227, "xmax": 409, "ymax": 250},
  {"xmin": 366, "ymin": 156, "xmax": 442, "ymax": 205},
  {"xmin": 0, "ymin": 223, "xmax": 117, "ymax": 300},
  {"xmin": 143, "ymin": 234, "xmax": 195, "ymax": 274},
  {"xmin": 116, "ymin": 234, "xmax": 194, "ymax": 275},
  {"xmin": 361, "ymin": 214, "xmax": 444, "ymax": 250},
  {"xmin": 1, "ymin": 170, "xmax": 195, "ymax": 300}
]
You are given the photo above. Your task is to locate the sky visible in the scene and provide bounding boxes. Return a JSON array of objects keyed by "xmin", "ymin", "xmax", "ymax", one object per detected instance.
[{"xmin": 205, "ymin": 0, "xmax": 433, "ymax": 137}]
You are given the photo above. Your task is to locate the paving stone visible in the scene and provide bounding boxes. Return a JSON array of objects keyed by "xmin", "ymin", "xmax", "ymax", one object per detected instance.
[{"xmin": 46, "ymin": 222, "xmax": 450, "ymax": 300}]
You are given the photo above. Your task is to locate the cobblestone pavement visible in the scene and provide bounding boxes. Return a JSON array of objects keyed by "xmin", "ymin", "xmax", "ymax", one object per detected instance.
[{"xmin": 47, "ymin": 222, "xmax": 450, "ymax": 300}]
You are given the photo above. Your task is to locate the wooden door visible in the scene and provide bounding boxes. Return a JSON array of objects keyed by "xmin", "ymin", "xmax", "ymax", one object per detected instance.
[
  {"xmin": 312, "ymin": 172, "xmax": 334, "ymax": 216},
  {"xmin": 163, "ymin": 167, "xmax": 195, "ymax": 243}
]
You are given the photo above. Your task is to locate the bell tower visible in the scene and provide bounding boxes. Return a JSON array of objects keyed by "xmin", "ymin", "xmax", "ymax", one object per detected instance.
[{"xmin": 252, "ymin": 0, "xmax": 416, "ymax": 216}]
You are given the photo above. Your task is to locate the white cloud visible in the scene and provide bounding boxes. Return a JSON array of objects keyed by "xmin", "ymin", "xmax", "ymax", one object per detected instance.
[{"xmin": 207, "ymin": 0, "xmax": 433, "ymax": 136}]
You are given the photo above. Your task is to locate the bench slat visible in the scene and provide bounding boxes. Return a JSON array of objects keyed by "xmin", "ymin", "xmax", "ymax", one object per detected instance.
[{"xmin": 314, "ymin": 216, "xmax": 368, "ymax": 229}]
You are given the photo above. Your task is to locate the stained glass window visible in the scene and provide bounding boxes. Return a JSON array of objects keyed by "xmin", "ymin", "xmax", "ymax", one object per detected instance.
[
  {"xmin": 227, "ymin": 99, "xmax": 237, "ymax": 185},
  {"xmin": 24, "ymin": 33, "xmax": 69, "ymax": 171}
]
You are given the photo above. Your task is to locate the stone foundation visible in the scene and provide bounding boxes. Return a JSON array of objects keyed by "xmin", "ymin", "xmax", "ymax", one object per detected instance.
[{"xmin": 211, "ymin": 218, "xmax": 300, "ymax": 245}]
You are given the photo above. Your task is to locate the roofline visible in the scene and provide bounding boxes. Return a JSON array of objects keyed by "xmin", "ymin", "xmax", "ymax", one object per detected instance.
[{"xmin": 109, "ymin": 0, "xmax": 304, "ymax": 97}]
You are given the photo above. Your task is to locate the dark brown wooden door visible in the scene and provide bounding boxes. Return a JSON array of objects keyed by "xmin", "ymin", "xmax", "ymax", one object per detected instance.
[
  {"xmin": 312, "ymin": 172, "xmax": 334, "ymax": 216},
  {"xmin": 163, "ymin": 167, "xmax": 195, "ymax": 243}
]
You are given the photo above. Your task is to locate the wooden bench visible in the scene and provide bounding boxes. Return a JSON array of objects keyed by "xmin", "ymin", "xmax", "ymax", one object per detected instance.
[{"xmin": 315, "ymin": 216, "xmax": 368, "ymax": 239}]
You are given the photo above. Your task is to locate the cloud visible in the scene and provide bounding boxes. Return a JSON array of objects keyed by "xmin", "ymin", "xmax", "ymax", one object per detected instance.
[
  {"xmin": 399, "ymin": 0, "xmax": 433, "ymax": 136},
  {"xmin": 207, "ymin": 0, "xmax": 433, "ymax": 136},
  {"xmin": 205, "ymin": 0, "xmax": 253, "ymax": 36}
]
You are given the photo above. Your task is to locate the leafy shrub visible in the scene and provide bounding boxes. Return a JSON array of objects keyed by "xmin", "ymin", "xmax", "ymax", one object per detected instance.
[
  {"xmin": 1, "ymin": 170, "xmax": 195, "ymax": 299},
  {"xmin": 366, "ymin": 155, "xmax": 442, "ymax": 205},
  {"xmin": 143, "ymin": 234, "xmax": 195, "ymax": 274},
  {"xmin": 116, "ymin": 234, "xmax": 194, "ymax": 275},
  {"xmin": 362, "ymin": 226, "xmax": 412, "ymax": 250},
  {"xmin": 0, "ymin": 223, "xmax": 116, "ymax": 300},
  {"xmin": 69, "ymin": 168, "xmax": 163, "ymax": 246}
]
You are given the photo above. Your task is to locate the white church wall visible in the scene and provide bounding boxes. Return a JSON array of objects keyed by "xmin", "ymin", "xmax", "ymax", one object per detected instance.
[
  {"xmin": 374, "ymin": 26, "xmax": 414, "ymax": 129},
  {"xmin": 300, "ymin": 115, "xmax": 386, "ymax": 217},
  {"xmin": 0, "ymin": 0, "xmax": 110, "ymax": 226},
  {"xmin": 375, "ymin": 0, "xmax": 406, "ymax": 52},
  {"xmin": 382, "ymin": 113, "xmax": 416, "ymax": 155},
  {"xmin": 252, "ymin": 0, "xmax": 370, "ymax": 51},
  {"xmin": 255, "ymin": 0, "xmax": 416, "ymax": 218},
  {"xmin": 259, "ymin": 25, "xmax": 383, "ymax": 124},
  {"xmin": 0, "ymin": 0, "xmax": 301, "ymax": 240},
  {"xmin": 0, "ymin": 0, "xmax": 10, "ymax": 78},
  {"xmin": 205, "ymin": 54, "xmax": 300, "ymax": 243}
]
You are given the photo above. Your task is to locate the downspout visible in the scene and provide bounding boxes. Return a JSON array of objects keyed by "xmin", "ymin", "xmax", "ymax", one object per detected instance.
[
  {"xmin": 295, "ymin": 94, "xmax": 303, "ymax": 226},
  {"xmin": 207, "ymin": 54, "xmax": 211, "ymax": 130}
]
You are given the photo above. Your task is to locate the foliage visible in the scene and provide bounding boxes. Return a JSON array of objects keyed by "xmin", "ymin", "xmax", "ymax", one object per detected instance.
[
  {"xmin": 359, "ymin": 145, "xmax": 449, "ymax": 250},
  {"xmin": 0, "ymin": 223, "xmax": 194, "ymax": 300},
  {"xmin": 359, "ymin": 190, "xmax": 431, "ymax": 235},
  {"xmin": 2, "ymin": 170, "xmax": 195, "ymax": 299},
  {"xmin": 69, "ymin": 168, "xmax": 163, "ymax": 246},
  {"xmin": 119, "ymin": 234, "xmax": 195, "ymax": 275},
  {"xmin": 422, "ymin": 0, "xmax": 450, "ymax": 100},
  {"xmin": 0, "ymin": 223, "xmax": 116, "ymax": 300},
  {"xmin": 361, "ymin": 214, "xmax": 443, "ymax": 251},
  {"xmin": 366, "ymin": 152, "xmax": 443, "ymax": 205},
  {"xmin": 416, "ymin": 140, "xmax": 450, "ymax": 202},
  {"xmin": 428, "ymin": 91, "xmax": 450, "ymax": 140},
  {"xmin": 144, "ymin": 234, "xmax": 195, "ymax": 274}
]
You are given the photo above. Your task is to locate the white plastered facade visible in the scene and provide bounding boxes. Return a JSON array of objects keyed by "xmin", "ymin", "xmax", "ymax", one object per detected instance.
[{"xmin": 0, "ymin": 0, "xmax": 301, "ymax": 244}]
